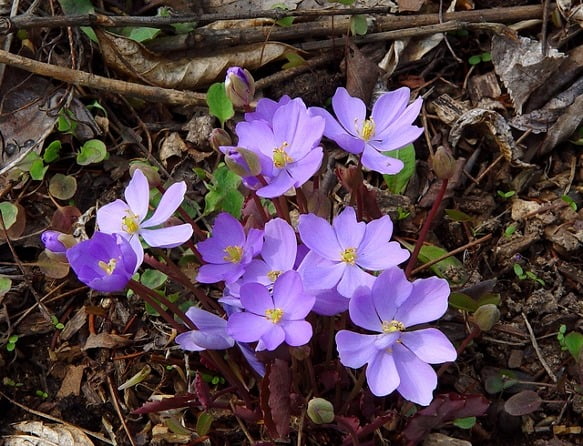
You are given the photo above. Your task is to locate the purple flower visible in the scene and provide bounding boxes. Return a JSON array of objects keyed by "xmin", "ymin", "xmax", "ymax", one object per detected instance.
[
  {"xmin": 244, "ymin": 95, "xmax": 291, "ymax": 123},
  {"xmin": 96, "ymin": 169, "xmax": 193, "ymax": 267},
  {"xmin": 175, "ymin": 306, "xmax": 234, "ymax": 351},
  {"xmin": 197, "ymin": 212, "xmax": 263, "ymax": 284},
  {"xmin": 41, "ymin": 230, "xmax": 75, "ymax": 253},
  {"xmin": 335, "ymin": 267, "xmax": 457, "ymax": 405},
  {"xmin": 225, "ymin": 67, "xmax": 255, "ymax": 108},
  {"xmin": 232, "ymin": 98, "xmax": 324, "ymax": 198},
  {"xmin": 66, "ymin": 232, "xmax": 138, "ymax": 292},
  {"xmin": 242, "ymin": 218, "xmax": 297, "ymax": 286},
  {"xmin": 227, "ymin": 271, "xmax": 315, "ymax": 351},
  {"xmin": 310, "ymin": 87, "xmax": 423, "ymax": 174},
  {"xmin": 298, "ymin": 207, "xmax": 409, "ymax": 298}
]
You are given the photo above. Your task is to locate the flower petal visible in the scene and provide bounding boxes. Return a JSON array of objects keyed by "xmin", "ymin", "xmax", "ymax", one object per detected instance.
[
  {"xmin": 140, "ymin": 224, "xmax": 193, "ymax": 248},
  {"xmin": 241, "ymin": 259, "xmax": 272, "ymax": 285},
  {"xmin": 141, "ymin": 181, "xmax": 186, "ymax": 227},
  {"xmin": 197, "ymin": 213, "xmax": 245, "ymax": 263},
  {"xmin": 366, "ymin": 350, "xmax": 400, "ymax": 397},
  {"xmin": 262, "ymin": 218, "xmax": 297, "ymax": 272},
  {"xmin": 373, "ymin": 126, "xmax": 424, "ymax": 153},
  {"xmin": 184, "ymin": 306, "xmax": 228, "ymax": 331},
  {"xmin": 227, "ymin": 312, "xmax": 273, "ymax": 343},
  {"xmin": 175, "ymin": 330, "xmax": 234, "ymax": 351},
  {"xmin": 281, "ymin": 320, "xmax": 312, "ymax": 347},
  {"xmin": 309, "ymin": 106, "xmax": 351, "ymax": 141},
  {"xmin": 337, "ymin": 264, "xmax": 375, "ymax": 298},
  {"xmin": 348, "ymin": 289, "xmax": 382, "ymax": 332},
  {"xmin": 124, "ymin": 169, "xmax": 150, "ymax": 220},
  {"xmin": 393, "ymin": 342, "xmax": 437, "ymax": 406},
  {"xmin": 400, "ymin": 329, "xmax": 457, "ymax": 364},
  {"xmin": 312, "ymin": 288, "xmax": 349, "ymax": 316},
  {"xmin": 197, "ymin": 262, "xmax": 244, "ymax": 284},
  {"xmin": 336, "ymin": 330, "xmax": 380, "ymax": 369},
  {"xmin": 396, "ymin": 276, "xmax": 450, "ymax": 327},
  {"xmin": 357, "ymin": 217, "xmax": 409, "ymax": 270},
  {"xmin": 96, "ymin": 200, "xmax": 131, "ymax": 234},
  {"xmin": 370, "ymin": 88, "xmax": 410, "ymax": 135},
  {"xmin": 297, "ymin": 251, "xmax": 345, "ymax": 290},
  {"xmin": 331, "ymin": 88, "xmax": 366, "ymax": 137},
  {"xmin": 258, "ymin": 324, "xmax": 286, "ymax": 351},
  {"xmin": 361, "ymin": 145, "xmax": 405, "ymax": 175},
  {"xmin": 333, "ymin": 207, "xmax": 365, "ymax": 250},
  {"xmin": 236, "ymin": 120, "xmax": 277, "ymax": 160},
  {"xmin": 298, "ymin": 213, "xmax": 340, "ymax": 260},
  {"xmin": 240, "ymin": 282, "xmax": 273, "ymax": 315},
  {"xmin": 372, "ymin": 267, "xmax": 413, "ymax": 321},
  {"xmin": 288, "ymin": 147, "xmax": 323, "ymax": 187},
  {"xmin": 256, "ymin": 169, "xmax": 295, "ymax": 198},
  {"xmin": 273, "ymin": 271, "xmax": 314, "ymax": 318}
]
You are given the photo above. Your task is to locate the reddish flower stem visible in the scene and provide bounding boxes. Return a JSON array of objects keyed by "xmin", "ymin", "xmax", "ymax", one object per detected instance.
[
  {"xmin": 404, "ymin": 178, "xmax": 448, "ymax": 279},
  {"xmin": 128, "ymin": 280, "xmax": 186, "ymax": 333}
]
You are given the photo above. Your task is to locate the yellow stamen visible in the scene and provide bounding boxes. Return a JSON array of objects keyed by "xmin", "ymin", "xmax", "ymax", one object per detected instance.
[
  {"xmin": 341, "ymin": 248, "xmax": 357, "ymax": 265},
  {"xmin": 223, "ymin": 245, "xmax": 243, "ymax": 263},
  {"xmin": 122, "ymin": 211, "xmax": 140, "ymax": 234},
  {"xmin": 265, "ymin": 308, "xmax": 284, "ymax": 323},
  {"xmin": 358, "ymin": 118, "xmax": 376, "ymax": 141},
  {"xmin": 273, "ymin": 142, "xmax": 293, "ymax": 168},
  {"xmin": 267, "ymin": 270, "xmax": 282, "ymax": 282},
  {"xmin": 98, "ymin": 258, "xmax": 118, "ymax": 275},
  {"xmin": 382, "ymin": 320, "xmax": 405, "ymax": 333}
]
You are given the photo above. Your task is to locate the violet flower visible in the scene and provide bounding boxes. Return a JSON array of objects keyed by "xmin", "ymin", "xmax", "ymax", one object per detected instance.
[
  {"xmin": 175, "ymin": 306, "xmax": 234, "ymax": 351},
  {"xmin": 66, "ymin": 232, "xmax": 138, "ymax": 292},
  {"xmin": 335, "ymin": 267, "xmax": 457, "ymax": 405},
  {"xmin": 225, "ymin": 67, "xmax": 255, "ymax": 108},
  {"xmin": 96, "ymin": 169, "xmax": 193, "ymax": 267},
  {"xmin": 298, "ymin": 207, "xmax": 409, "ymax": 298},
  {"xmin": 227, "ymin": 271, "xmax": 315, "ymax": 351},
  {"xmin": 197, "ymin": 212, "xmax": 263, "ymax": 284},
  {"xmin": 310, "ymin": 87, "xmax": 423, "ymax": 174},
  {"xmin": 230, "ymin": 98, "xmax": 324, "ymax": 198},
  {"xmin": 41, "ymin": 230, "xmax": 76, "ymax": 253},
  {"xmin": 244, "ymin": 95, "xmax": 291, "ymax": 123}
]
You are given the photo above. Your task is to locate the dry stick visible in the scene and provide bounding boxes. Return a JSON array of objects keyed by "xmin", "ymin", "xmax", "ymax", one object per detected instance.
[
  {"xmin": 0, "ymin": 48, "xmax": 206, "ymax": 106},
  {"xmin": 106, "ymin": 376, "xmax": 138, "ymax": 446},
  {"xmin": 522, "ymin": 312, "xmax": 558, "ymax": 383}
]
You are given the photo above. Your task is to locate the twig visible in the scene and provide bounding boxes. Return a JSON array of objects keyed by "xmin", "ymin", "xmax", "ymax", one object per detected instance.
[
  {"xmin": 0, "ymin": 48, "xmax": 206, "ymax": 106},
  {"xmin": 107, "ymin": 375, "xmax": 137, "ymax": 446},
  {"xmin": 522, "ymin": 312, "xmax": 557, "ymax": 383}
]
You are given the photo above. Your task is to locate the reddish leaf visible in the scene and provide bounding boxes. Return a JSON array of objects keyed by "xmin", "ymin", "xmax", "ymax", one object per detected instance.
[
  {"xmin": 50, "ymin": 206, "xmax": 81, "ymax": 233},
  {"xmin": 195, "ymin": 373, "xmax": 212, "ymax": 409},
  {"xmin": 132, "ymin": 393, "xmax": 199, "ymax": 414},
  {"xmin": 268, "ymin": 358, "xmax": 291, "ymax": 439},
  {"xmin": 402, "ymin": 393, "xmax": 490, "ymax": 445},
  {"xmin": 504, "ymin": 390, "xmax": 542, "ymax": 416}
]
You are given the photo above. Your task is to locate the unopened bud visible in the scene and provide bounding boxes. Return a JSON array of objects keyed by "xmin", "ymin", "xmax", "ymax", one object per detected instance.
[
  {"xmin": 431, "ymin": 146, "xmax": 456, "ymax": 180},
  {"xmin": 41, "ymin": 230, "xmax": 77, "ymax": 253},
  {"xmin": 209, "ymin": 128, "xmax": 232, "ymax": 152},
  {"xmin": 307, "ymin": 398, "xmax": 335, "ymax": 424},
  {"xmin": 472, "ymin": 304, "xmax": 500, "ymax": 332},
  {"xmin": 224, "ymin": 147, "xmax": 262, "ymax": 177},
  {"xmin": 225, "ymin": 67, "xmax": 255, "ymax": 108},
  {"xmin": 129, "ymin": 163, "xmax": 161, "ymax": 187}
]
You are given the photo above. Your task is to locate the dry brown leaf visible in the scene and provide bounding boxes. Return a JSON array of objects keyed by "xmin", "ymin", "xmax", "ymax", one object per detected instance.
[
  {"xmin": 346, "ymin": 43, "xmax": 379, "ymax": 106},
  {"xmin": 538, "ymin": 91, "xmax": 583, "ymax": 156},
  {"xmin": 96, "ymin": 29, "xmax": 297, "ymax": 89},
  {"xmin": 397, "ymin": 0, "xmax": 425, "ymax": 12},
  {"xmin": 57, "ymin": 365, "xmax": 86, "ymax": 398},
  {"xmin": 83, "ymin": 332, "xmax": 132, "ymax": 350},
  {"xmin": 7, "ymin": 421, "xmax": 94, "ymax": 446}
]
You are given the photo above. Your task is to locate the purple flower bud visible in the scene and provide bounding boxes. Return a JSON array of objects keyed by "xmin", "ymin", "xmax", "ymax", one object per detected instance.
[
  {"xmin": 223, "ymin": 147, "xmax": 262, "ymax": 178},
  {"xmin": 41, "ymin": 230, "xmax": 76, "ymax": 253},
  {"xmin": 225, "ymin": 67, "xmax": 255, "ymax": 108},
  {"xmin": 66, "ymin": 232, "xmax": 138, "ymax": 292}
]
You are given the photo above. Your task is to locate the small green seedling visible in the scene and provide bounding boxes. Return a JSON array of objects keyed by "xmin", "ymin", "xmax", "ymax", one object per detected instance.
[
  {"xmin": 50, "ymin": 315, "xmax": 65, "ymax": 330},
  {"xmin": 272, "ymin": 4, "xmax": 294, "ymax": 27},
  {"xmin": 497, "ymin": 190, "xmax": 516, "ymax": 199},
  {"xmin": 561, "ymin": 195, "xmax": 578, "ymax": 211},
  {"xmin": 35, "ymin": 390, "xmax": 49, "ymax": 399},
  {"xmin": 453, "ymin": 416, "xmax": 477, "ymax": 429},
  {"xmin": 6, "ymin": 334, "xmax": 18, "ymax": 352},
  {"xmin": 2, "ymin": 377, "xmax": 23, "ymax": 387},
  {"xmin": 557, "ymin": 324, "xmax": 583, "ymax": 362},
  {"xmin": 468, "ymin": 52, "xmax": 492, "ymax": 66},
  {"xmin": 513, "ymin": 263, "xmax": 545, "ymax": 286},
  {"xmin": 503, "ymin": 224, "xmax": 517, "ymax": 238},
  {"xmin": 395, "ymin": 207, "xmax": 411, "ymax": 221}
]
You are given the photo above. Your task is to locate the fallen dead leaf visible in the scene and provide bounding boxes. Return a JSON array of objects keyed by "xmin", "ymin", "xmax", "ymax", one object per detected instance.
[
  {"xmin": 7, "ymin": 421, "xmax": 94, "ymax": 446},
  {"xmin": 83, "ymin": 332, "xmax": 132, "ymax": 350},
  {"xmin": 57, "ymin": 365, "xmax": 86, "ymax": 398}
]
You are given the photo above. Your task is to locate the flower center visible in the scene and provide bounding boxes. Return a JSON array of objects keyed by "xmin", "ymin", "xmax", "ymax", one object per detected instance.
[
  {"xmin": 98, "ymin": 258, "xmax": 118, "ymax": 275},
  {"xmin": 273, "ymin": 142, "xmax": 293, "ymax": 168},
  {"xmin": 358, "ymin": 118, "xmax": 375, "ymax": 141},
  {"xmin": 122, "ymin": 211, "xmax": 140, "ymax": 234},
  {"xmin": 223, "ymin": 245, "xmax": 243, "ymax": 263},
  {"xmin": 267, "ymin": 270, "xmax": 282, "ymax": 282},
  {"xmin": 265, "ymin": 308, "xmax": 284, "ymax": 323},
  {"xmin": 341, "ymin": 248, "xmax": 357, "ymax": 265},
  {"xmin": 382, "ymin": 319, "xmax": 405, "ymax": 333}
]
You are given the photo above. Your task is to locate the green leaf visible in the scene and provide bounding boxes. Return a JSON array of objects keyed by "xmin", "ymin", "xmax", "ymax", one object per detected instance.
[
  {"xmin": 207, "ymin": 83, "xmax": 234, "ymax": 127},
  {"xmin": 561, "ymin": 194, "xmax": 578, "ymax": 211},
  {"xmin": 504, "ymin": 224, "xmax": 517, "ymax": 238},
  {"xmin": 497, "ymin": 190, "xmax": 515, "ymax": 198},
  {"xmin": 282, "ymin": 53, "xmax": 306, "ymax": 70},
  {"xmin": 445, "ymin": 209, "xmax": 473, "ymax": 222},
  {"xmin": 513, "ymin": 263, "xmax": 525, "ymax": 279},
  {"xmin": 453, "ymin": 416, "xmax": 476, "ymax": 429},
  {"xmin": 196, "ymin": 412, "xmax": 214, "ymax": 436},
  {"xmin": 350, "ymin": 15, "xmax": 368, "ymax": 36},
  {"xmin": 564, "ymin": 332, "xmax": 583, "ymax": 361},
  {"xmin": 58, "ymin": 0, "xmax": 97, "ymax": 42},
  {"xmin": 383, "ymin": 144, "xmax": 416, "ymax": 194},
  {"xmin": 140, "ymin": 269, "xmax": 168, "ymax": 290},
  {"xmin": 484, "ymin": 369, "xmax": 518, "ymax": 394},
  {"xmin": 43, "ymin": 140, "xmax": 61, "ymax": 163},
  {"xmin": 57, "ymin": 109, "xmax": 77, "ymax": 134},
  {"xmin": 468, "ymin": 54, "xmax": 482, "ymax": 65},
  {"xmin": 0, "ymin": 277, "xmax": 11, "ymax": 297},
  {"xmin": 203, "ymin": 164, "xmax": 244, "ymax": 218},
  {"xmin": 481, "ymin": 52, "xmax": 492, "ymax": 62},
  {"xmin": 417, "ymin": 244, "xmax": 465, "ymax": 283},
  {"xmin": 0, "ymin": 202, "xmax": 18, "ymax": 230},
  {"xmin": 449, "ymin": 292, "xmax": 478, "ymax": 312},
  {"xmin": 29, "ymin": 158, "xmax": 48, "ymax": 180},
  {"xmin": 122, "ymin": 27, "xmax": 161, "ymax": 42},
  {"xmin": 76, "ymin": 139, "xmax": 108, "ymax": 165}
]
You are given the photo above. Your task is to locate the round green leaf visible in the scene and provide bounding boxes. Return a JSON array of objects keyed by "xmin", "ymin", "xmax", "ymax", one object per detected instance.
[
  {"xmin": 0, "ymin": 202, "xmax": 18, "ymax": 230},
  {"xmin": 77, "ymin": 139, "xmax": 107, "ymax": 165},
  {"xmin": 49, "ymin": 174, "xmax": 77, "ymax": 200}
]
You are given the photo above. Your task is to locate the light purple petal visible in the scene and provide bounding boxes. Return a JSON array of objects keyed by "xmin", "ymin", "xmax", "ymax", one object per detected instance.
[
  {"xmin": 184, "ymin": 306, "xmax": 228, "ymax": 331},
  {"xmin": 262, "ymin": 218, "xmax": 297, "ymax": 272},
  {"xmin": 240, "ymin": 282, "xmax": 273, "ymax": 315},
  {"xmin": 400, "ymin": 329, "xmax": 457, "ymax": 364},
  {"xmin": 241, "ymin": 259, "xmax": 271, "ymax": 285},
  {"xmin": 348, "ymin": 289, "xmax": 382, "ymax": 332},
  {"xmin": 373, "ymin": 125, "xmax": 424, "ymax": 153},
  {"xmin": 332, "ymin": 87, "xmax": 366, "ymax": 136},
  {"xmin": 197, "ymin": 262, "xmax": 244, "ymax": 284},
  {"xmin": 333, "ymin": 207, "xmax": 365, "ymax": 250},
  {"xmin": 288, "ymin": 147, "xmax": 323, "ymax": 187},
  {"xmin": 396, "ymin": 276, "xmax": 450, "ymax": 327},
  {"xmin": 370, "ymin": 88, "xmax": 410, "ymax": 136},
  {"xmin": 371, "ymin": 267, "xmax": 413, "ymax": 321},
  {"xmin": 393, "ymin": 342, "xmax": 437, "ymax": 406},
  {"xmin": 309, "ymin": 106, "xmax": 352, "ymax": 142},
  {"xmin": 297, "ymin": 251, "xmax": 345, "ymax": 290},
  {"xmin": 241, "ymin": 228, "xmax": 264, "ymax": 263},
  {"xmin": 298, "ymin": 213, "xmax": 340, "ymax": 260},
  {"xmin": 312, "ymin": 288, "xmax": 349, "ymax": 316},
  {"xmin": 256, "ymin": 169, "xmax": 295, "ymax": 198},
  {"xmin": 357, "ymin": 217, "xmax": 409, "ymax": 270},
  {"xmin": 140, "ymin": 224, "xmax": 193, "ymax": 248},
  {"xmin": 236, "ymin": 120, "xmax": 277, "ymax": 159},
  {"xmin": 124, "ymin": 169, "xmax": 150, "ymax": 220},
  {"xmin": 228, "ymin": 312, "xmax": 273, "ymax": 343},
  {"xmin": 336, "ymin": 331, "xmax": 380, "ymax": 369},
  {"xmin": 281, "ymin": 320, "xmax": 312, "ymax": 346},
  {"xmin": 175, "ymin": 330, "xmax": 234, "ymax": 351},
  {"xmin": 273, "ymin": 100, "xmax": 324, "ymax": 156},
  {"xmin": 366, "ymin": 350, "xmax": 400, "ymax": 397},
  {"xmin": 127, "ymin": 235, "xmax": 144, "ymax": 271},
  {"xmin": 259, "ymin": 324, "xmax": 286, "ymax": 351},
  {"xmin": 337, "ymin": 264, "xmax": 375, "ymax": 298},
  {"xmin": 237, "ymin": 341, "xmax": 265, "ymax": 377},
  {"xmin": 96, "ymin": 200, "xmax": 131, "ymax": 234},
  {"xmin": 361, "ymin": 145, "xmax": 405, "ymax": 175},
  {"xmin": 272, "ymin": 271, "xmax": 314, "ymax": 318},
  {"xmin": 141, "ymin": 181, "xmax": 187, "ymax": 227}
]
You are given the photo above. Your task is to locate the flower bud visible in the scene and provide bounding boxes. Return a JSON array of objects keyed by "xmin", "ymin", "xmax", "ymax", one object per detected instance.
[
  {"xmin": 472, "ymin": 304, "xmax": 500, "ymax": 332},
  {"xmin": 430, "ymin": 146, "xmax": 456, "ymax": 180},
  {"xmin": 225, "ymin": 67, "xmax": 255, "ymax": 108},
  {"xmin": 224, "ymin": 147, "xmax": 262, "ymax": 177},
  {"xmin": 129, "ymin": 163, "xmax": 161, "ymax": 187},
  {"xmin": 41, "ymin": 230, "xmax": 77, "ymax": 253},
  {"xmin": 307, "ymin": 398, "xmax": 335, "ymax": 424},
  {"xmin": 209, "ymin": 128, "xmax": 232, "ymax": 152}
]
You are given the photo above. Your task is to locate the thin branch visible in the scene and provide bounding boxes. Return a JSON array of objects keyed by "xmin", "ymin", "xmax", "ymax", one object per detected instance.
[{"xmin": 522, "ymin": 312, "xmax": 557, "ymax": 383}]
